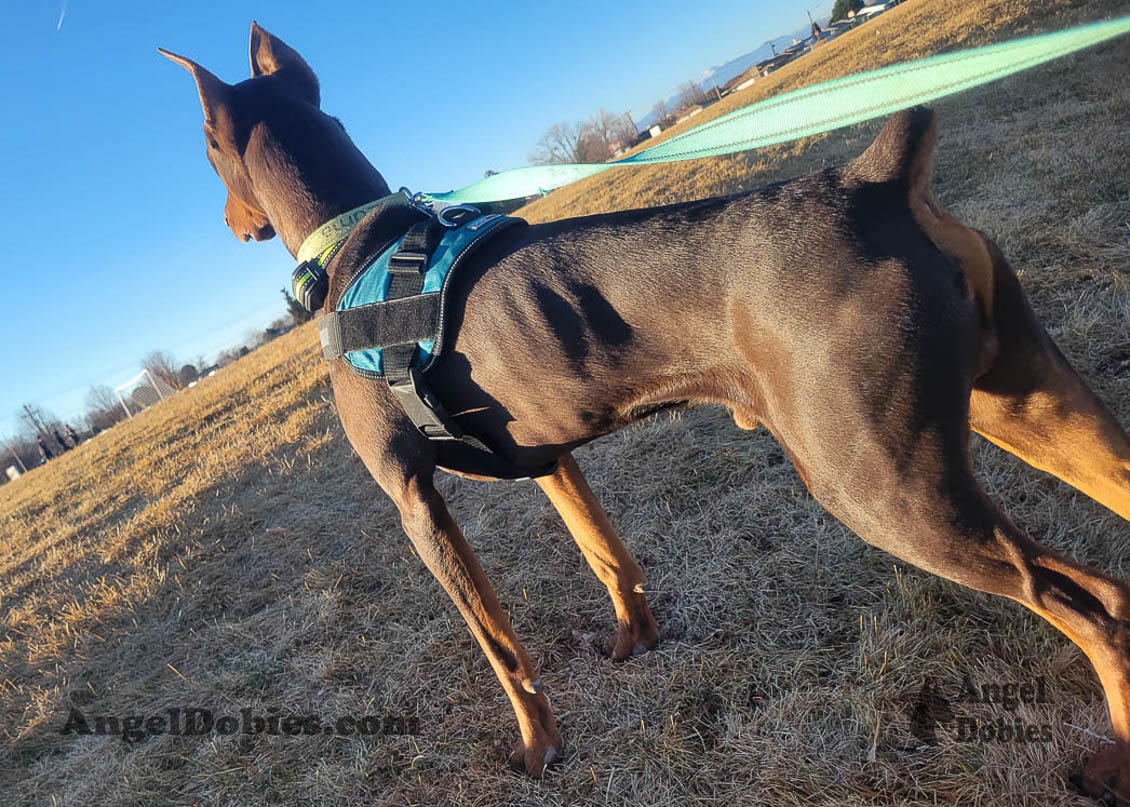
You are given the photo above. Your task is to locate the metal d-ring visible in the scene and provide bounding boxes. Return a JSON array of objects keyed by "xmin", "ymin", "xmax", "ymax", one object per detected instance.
[{"xmin": 436, "ymin": 204, "xmax": 481, "ymax": 228}]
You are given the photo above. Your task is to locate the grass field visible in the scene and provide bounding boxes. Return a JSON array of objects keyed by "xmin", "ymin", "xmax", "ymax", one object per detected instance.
[{"xmin": 4, "ymin": 0, "xmax": 1130, "ymax": 803}]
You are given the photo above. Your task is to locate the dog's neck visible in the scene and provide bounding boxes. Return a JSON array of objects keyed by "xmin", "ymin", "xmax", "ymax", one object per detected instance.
[{"xmin": 244, "ymin": 114, "xmax": 392, "ymax": 259}]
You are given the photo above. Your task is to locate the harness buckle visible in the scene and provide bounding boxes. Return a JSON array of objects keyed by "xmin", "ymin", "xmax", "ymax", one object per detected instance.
[
  {"xmin": 387, "ymin": 250, "xmax": 429, "ymax": 275},
  {"xmin": 387, "ymin": 364, "xmax": 464, "ymax": 441}
]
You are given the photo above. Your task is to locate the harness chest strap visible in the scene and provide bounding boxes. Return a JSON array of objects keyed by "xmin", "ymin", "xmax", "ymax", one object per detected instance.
[
  {"xmin": 312, "ymin": 206, "xmax": 557, "ymax": 479},
  {"xmin": 317, "ymin": 295, "xmax": 438, "ymax": 360}
]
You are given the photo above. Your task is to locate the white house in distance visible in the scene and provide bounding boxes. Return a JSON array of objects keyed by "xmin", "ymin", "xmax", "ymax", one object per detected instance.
[{"xmin": 852, "ymin": 0, "xmax": 905, "ymax": 22}]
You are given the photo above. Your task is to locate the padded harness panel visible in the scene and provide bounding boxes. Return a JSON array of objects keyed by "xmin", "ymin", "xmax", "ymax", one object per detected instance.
[{"xmin": 322, "ymin": 212, "xmax": 520, "ymax": 377}]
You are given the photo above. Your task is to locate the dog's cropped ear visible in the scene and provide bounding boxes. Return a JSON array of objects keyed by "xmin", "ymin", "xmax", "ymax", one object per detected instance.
[
  {"xmin": 158, "ymin": 48, "xmax": 230, "ymax": 127},
  {"xmin": 848, "ymin": 106, "xmax": 937, "ymax": 190},
  {"xmin": 249, "ymin": 21, "xmax": 320, "ymax": 107}
]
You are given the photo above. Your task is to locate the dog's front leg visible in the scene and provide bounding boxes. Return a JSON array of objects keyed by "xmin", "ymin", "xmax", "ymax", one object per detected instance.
[
  {"xmin": 537, "ymin": 453, "xmax": 658, "ymax": 660},
  {"xmin": 396, "ymin": 474, "xmax": 561, "ymax": 775},
  {"xmin": 332, "ymin": 368, "xmax": 560, "ymax": 774}
]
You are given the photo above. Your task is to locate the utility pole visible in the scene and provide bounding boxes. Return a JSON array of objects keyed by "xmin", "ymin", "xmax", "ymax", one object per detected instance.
[{"xmin": 20, "ymin": 404, "xmax": 49, "ymax": 437}]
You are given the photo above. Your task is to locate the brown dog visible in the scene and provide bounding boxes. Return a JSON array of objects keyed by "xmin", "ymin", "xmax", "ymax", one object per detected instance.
[{"xmin": 162, "ymin": 23, "xmax": 1130, "ymax": 801}]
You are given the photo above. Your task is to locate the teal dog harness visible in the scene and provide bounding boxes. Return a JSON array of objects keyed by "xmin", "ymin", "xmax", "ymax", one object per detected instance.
[
  {"xmin": 320, "ymin": 210, "xmax": 518, "ymax": 376},
  {"xmin": 306, "ymin": 195, "xmax": 554, "ymax": 479}
]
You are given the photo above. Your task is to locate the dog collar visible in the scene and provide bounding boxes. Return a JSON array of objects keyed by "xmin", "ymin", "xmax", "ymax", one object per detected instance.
[
  {"xmin": 291, "ymin": 189, "xmax": 484, "ymax": 312},
  {"xmin": 296, "ymin": 192, "xmax": 407, "ymax": 264},
  {"xmin": 293, "ymin": 191, "xmax": 427, "ymax": 312}
]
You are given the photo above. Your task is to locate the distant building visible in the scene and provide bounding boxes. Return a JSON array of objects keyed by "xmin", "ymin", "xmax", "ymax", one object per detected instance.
[
  {"xmin": 757, "ymin": 52, "xmax": 798, "ymax": 77},
  {"xmin": 648, "ymin": 124, "xmax": 663, "ymax": 138},
  {"xmin": 676, "ymin": 106, "xmax": 704, "ymax": 125},
  {"xmin": 721, "ymin": 65, "xmax": 760, "ymax": 95},
  {"xmin": 6, "ymin": 465, "xmax": 21, "ymax": 482},
  {"xmin": 856, "ymin": 0, "xmax": 904, "ymax": 21}
]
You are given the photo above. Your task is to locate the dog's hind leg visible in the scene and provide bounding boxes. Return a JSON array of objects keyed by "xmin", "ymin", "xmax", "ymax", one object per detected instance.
[
  {"xmin": 970, "ymin": 239, "xmax": 1130, "ymax": 521},
  {"xmin": 775, "ymin": 375, "xmax": 1130, "ymax": 802},
  {"xmin": 536, "ymin": 453, "xmax": 658, "ymax": 660},
  {"xmin": 781, "ymin": 416, "xmax": 1130, "ymax": 801}
]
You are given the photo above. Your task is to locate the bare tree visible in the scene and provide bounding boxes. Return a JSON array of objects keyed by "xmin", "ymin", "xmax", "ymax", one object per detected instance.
[
  {"xmin": 244, "ymin": 327, "xmax": 270, "ymax": 350},
  {"xmin": 529, "ymin": 122, "xmax": 586, "ymax": 165},
  {"xmin": 18, "ymin": 403, "xmax": 61, "ymax": 437},
  {"xmin": 650, "ymin": 99, "xmax": 670, "ymax": 127},
  {"xmin": 574, "ymin": 127, "xmax": 612, "ymax": 163},
  {"xmin": 3, "ymin": 434, "xmax": 36, "ymax": 475},
  {"xmin": 532, "ymin": 109, "xmax": 639, "ymax": 166},
  {"xmin": 587, "ymin": 108, "xmax": 635, "ymax": 154},
  {"xmin": 675, "ymin": 80, "xmax": 706, "ymax": 114},
  {"xmin": 142, "ymin": 350, "xmax": 182, "ymax": 390},
  {"xmin": 178, "ymin": 364, "xmax": 199, "ymax": 387},
  {"xmin": 85, "ymin": 385, "xmax": 126, "ymax": 431},
  {"xmin": 86, "ymin": 385, "xmax": 119, "ymax": 413}
]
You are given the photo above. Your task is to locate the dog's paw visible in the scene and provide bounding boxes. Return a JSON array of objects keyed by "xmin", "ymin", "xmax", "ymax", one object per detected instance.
[
  {"xmin": 508, "ymin": 736, "xmax": 561, "ymax": 778},
  {"xmin": 609, "ymin": 594, "xmax": 659, "ymax": 662},
  {"xmin": 1071, "ymin": 743, "xmax": 1130, "ymax": 806}
]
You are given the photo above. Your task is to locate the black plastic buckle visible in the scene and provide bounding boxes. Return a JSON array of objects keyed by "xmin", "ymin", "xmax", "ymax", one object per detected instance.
[
  {"xmin": 387, "ymin": 364, "xmax": 464, "ymax": 441},
  {"xmin": 291, "ymin": 259, "xmax": 328, "ymax": 312},
  {"xmin": 387, "ymin": 250, "xmax": 429, "ymax": 275}
]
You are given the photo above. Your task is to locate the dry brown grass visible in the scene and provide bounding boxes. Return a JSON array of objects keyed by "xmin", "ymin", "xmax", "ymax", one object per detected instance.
[{"xmin": 4, "ymin": 0, "xmax": 1130, "ymax": 803}]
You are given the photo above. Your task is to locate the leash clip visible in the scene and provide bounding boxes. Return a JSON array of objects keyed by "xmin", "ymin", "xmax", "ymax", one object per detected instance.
[
  {"xmin": 399, "ymin": 186, "xmax": 435, "ymax": 218},
  {"xmin": 399, "ymin": 187, "xmax": 479, "ymax": 229}
]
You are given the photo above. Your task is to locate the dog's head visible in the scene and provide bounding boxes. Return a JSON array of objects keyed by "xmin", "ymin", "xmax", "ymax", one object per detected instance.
[{"xmin": 159, "ymin": 23, "xmax": 330, "ymax": 245}]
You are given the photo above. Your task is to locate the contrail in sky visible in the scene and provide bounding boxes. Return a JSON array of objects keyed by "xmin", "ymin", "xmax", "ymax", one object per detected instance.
[{"xmin": 56, "ymin": 2, "xmax": 67, "ymax": 31}]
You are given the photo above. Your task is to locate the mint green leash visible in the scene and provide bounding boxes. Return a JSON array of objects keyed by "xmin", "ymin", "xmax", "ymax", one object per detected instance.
[{"xmin": 424, "ymin": 15, "xmax": 1130, "ymax": 204}]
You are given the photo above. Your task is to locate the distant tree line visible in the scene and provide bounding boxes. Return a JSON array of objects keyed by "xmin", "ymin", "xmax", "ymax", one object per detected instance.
[
  {"xmin": 2, "ymin": 311, "xmax": 300, "ymax": 480},
  {"xmin": 529, "ymin": 108, "xmax": 638, "ymax": 165},
  {"xmin": 529, "ymin": 78, "xmax": 721, "ymax": 170},
  {"xmin": 649, "ymin": 79, "xmax": 711, "ymax": 131}
]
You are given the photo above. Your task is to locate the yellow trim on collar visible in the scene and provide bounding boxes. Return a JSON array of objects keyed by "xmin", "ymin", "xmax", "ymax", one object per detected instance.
[{"xmin": 296, "ymin": 193, "xmax": 406, "ymax": 264}]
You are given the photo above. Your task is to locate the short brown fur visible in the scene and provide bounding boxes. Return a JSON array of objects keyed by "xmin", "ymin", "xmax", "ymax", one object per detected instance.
[{"xmin": 162, "ymin": 25, "xmax": 1130, "ymax": 802}]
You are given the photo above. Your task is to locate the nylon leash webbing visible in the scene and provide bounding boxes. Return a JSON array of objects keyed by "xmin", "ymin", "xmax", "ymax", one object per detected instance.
[{"xmin": 423, "ymin": 14, "xmax": 1130, "ymax": 204}]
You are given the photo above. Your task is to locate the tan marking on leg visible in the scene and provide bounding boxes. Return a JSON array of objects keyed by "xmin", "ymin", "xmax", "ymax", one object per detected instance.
[
  {"xmin": 973, "ymin": 381, "xmax": 1130, "ymax": 522},
  {"xmin": 401, "ymin": 482, "xmax": 560, "ymax": 774},
  {"xmin": 990, "ymin": 525, "xmax": 1130, "ymax": 801},
  {"xmin": 536, "ymin": 453, "xmax": 658, "ymax": 660}
]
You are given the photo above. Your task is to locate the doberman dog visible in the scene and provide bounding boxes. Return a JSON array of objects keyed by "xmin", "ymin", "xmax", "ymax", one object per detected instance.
[{"xmin": 161, "ymin": 23, "xmax": 1130, "ymax": 802}]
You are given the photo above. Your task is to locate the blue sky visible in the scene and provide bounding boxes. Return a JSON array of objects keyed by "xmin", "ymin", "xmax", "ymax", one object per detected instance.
[{"xmin": 0, "ymin": 0, "xmax": 830, "ymax": 441}]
